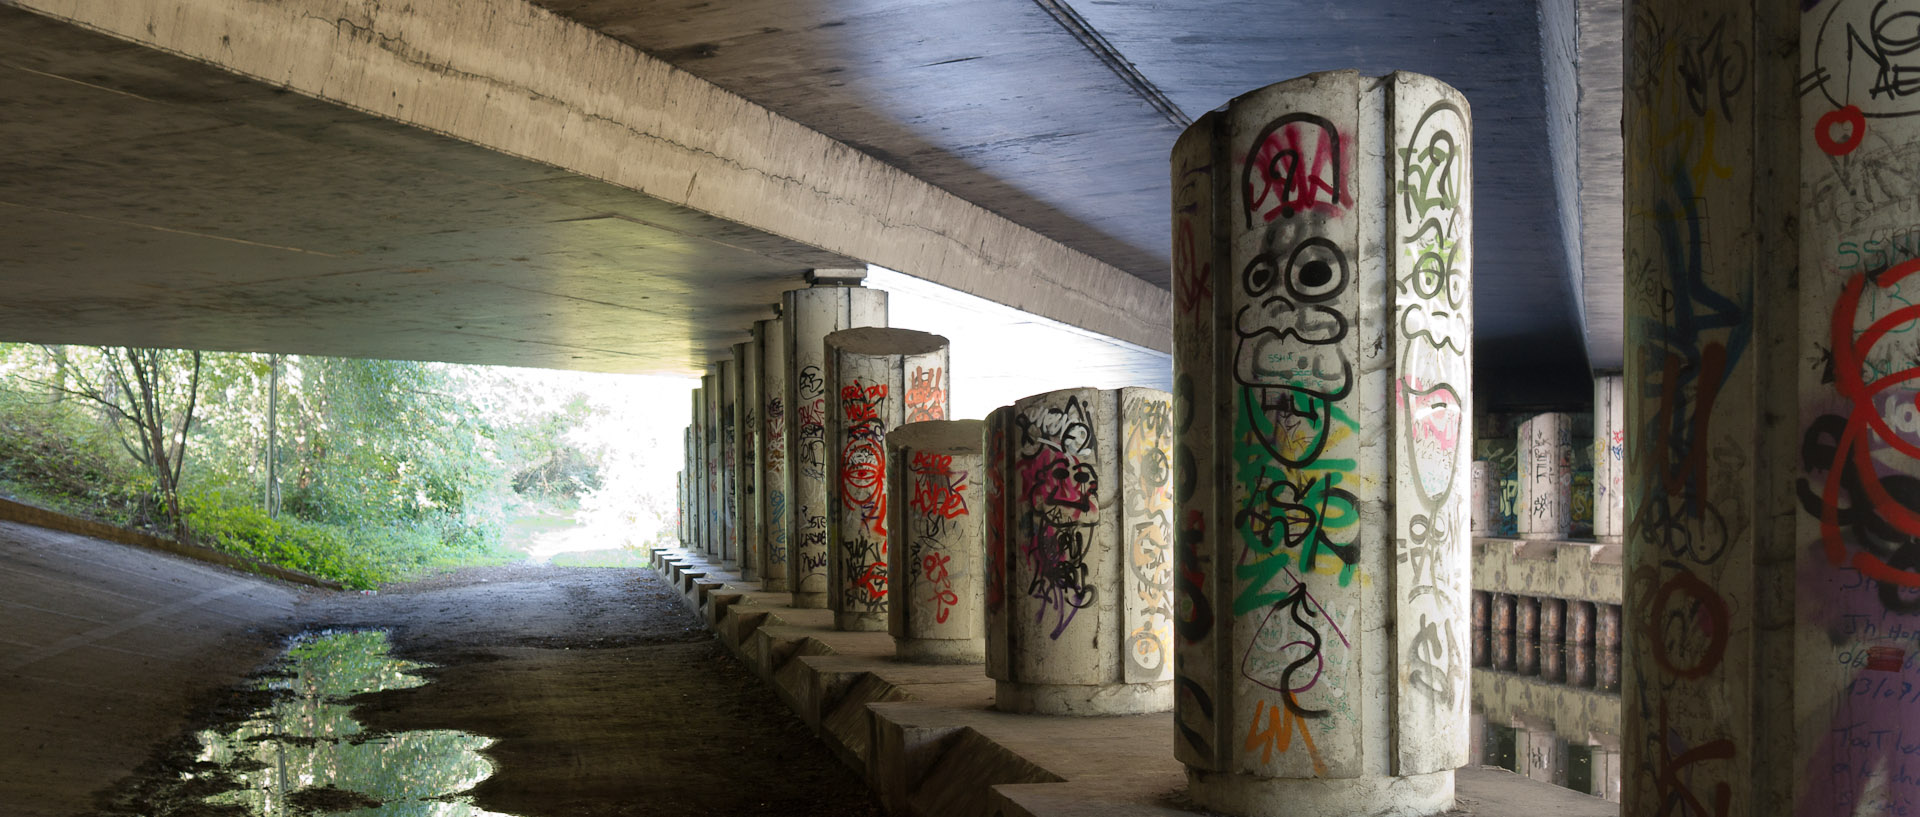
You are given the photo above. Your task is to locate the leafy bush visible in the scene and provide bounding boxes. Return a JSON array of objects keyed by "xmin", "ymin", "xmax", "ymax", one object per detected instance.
[{"xmin": 183, "ymin": 487, "xmax": 513, "ymax": 589}]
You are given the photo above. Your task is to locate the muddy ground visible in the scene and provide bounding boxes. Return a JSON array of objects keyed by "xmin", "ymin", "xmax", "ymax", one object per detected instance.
[{"xmin": 93, "ymin": 563, "xmax": 884, "ymax": 817}]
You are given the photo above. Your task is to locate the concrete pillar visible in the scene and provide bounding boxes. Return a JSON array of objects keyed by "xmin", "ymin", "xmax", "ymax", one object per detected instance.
[
  {"xmin": 756, "ymin": 316, "xmax": 792, "ymax": 592},
  {"xmin": 1541, "ymin": 597, "xmax": 1566, "ymax": 683},
  {"xmin": 1471, "ymin": 591, "xmax": 1491, "ymax": 668},
  {"xmin": 987, "ymin": 386, "xmax": 1175, "ymax": 715},
  {"xmin": 733, "ymin": 341, "xmax": 761, "ymax": 581},
  {"xmin": 1471, "ymin": 460, "xmax": 1496, "ymax": 536},
  {"xmin": 1521, "ymin": 717, "xmax": 1569, "ymax": 788},
  {"xmin": 1492, "ymin": 593, "xmax": 1516, "ymax": 672},
  {"xmin": 1170, "ymin": 70, "xmax": 1470, "ymax": 815},
  {"xmin": 1591, "ymin": 375, "xmax": 1625, "ymax": 543},
  {"xmin": 1516, "ymin": 596, "xmax": 1540, "ymax": 676},
  {"xmin": 824, "ymin": 327, "xmax": 950, "ymax": 631},
  {"xmin": 886, "ymin": 419, "xmax": 987, "ymax": 662},
  {"xmin": 1623, "ymin": 3, "xmax": 1920, "ymax": 812},
  {"xmin": 702, "ymin": 375, "xmax": 721, "ymax": 557},
  {"xmin": 1568, "ymin": 600, "xmax": 1595, "ymax": 688},
  {"xmin": 717, "ymin": 358, "xmax": 738, "ymax": 568},
  {"xmin": 1517, "ymin": 412, "xmax": 1572, "ymax": 540},
  {"xmin": 783, "ymin": 275, "xmax": 887, "ymax": 608}
]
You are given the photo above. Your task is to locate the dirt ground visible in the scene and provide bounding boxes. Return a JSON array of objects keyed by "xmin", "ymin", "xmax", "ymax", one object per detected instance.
[{"xmin": 88, "ymin": 562, "xmax": 884, "ymax": 817}]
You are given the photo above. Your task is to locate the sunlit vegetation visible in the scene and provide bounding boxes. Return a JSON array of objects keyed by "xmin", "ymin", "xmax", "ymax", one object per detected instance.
[{"xmin": 0, "ymin": 344, "xmax": 685, "ymax": 588}]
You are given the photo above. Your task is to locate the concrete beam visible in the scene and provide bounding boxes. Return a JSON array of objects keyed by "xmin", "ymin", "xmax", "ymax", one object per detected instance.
[{"xmin": 8, "ymin": 0, "xmax": 1172, "ymax": 352}]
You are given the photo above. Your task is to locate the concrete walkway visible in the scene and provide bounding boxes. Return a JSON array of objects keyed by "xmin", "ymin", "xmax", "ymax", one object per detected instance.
[
  {"xmin": 654, "ymin": 548, "xmax": 1619, "ymax": 817},
  {"xmin": 0, "ymin": 520, "xmax": 303, "ymax": 817}
]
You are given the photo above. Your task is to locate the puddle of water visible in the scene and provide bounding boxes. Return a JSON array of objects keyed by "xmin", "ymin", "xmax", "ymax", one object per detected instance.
[{"xmin": 176, "ymin": 630, "xmax": 517, "ymax": 817}]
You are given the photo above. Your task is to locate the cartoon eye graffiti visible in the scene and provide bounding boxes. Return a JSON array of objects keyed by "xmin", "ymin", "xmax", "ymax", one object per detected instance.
[
  {"xmin": 1285, "ymin": 238, "xmax": 1348, "ymax": 303},
  {"xmin": 1243, "ymin": 251, "xmax": 1281, "ymax": 298}
]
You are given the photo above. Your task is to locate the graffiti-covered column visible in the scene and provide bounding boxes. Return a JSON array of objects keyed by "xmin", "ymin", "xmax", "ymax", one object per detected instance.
[
  {"xmin": 717, "ymin": 359, "xmax": 739, "ymax": 568},
  {"xmin": 1617, "ymin": 0, "xmax": 1915, "ymax": 813},
  {"xmin": 1592, "ymin": 375, "xmax": 1626, "ymax": 544},
  {"xmin": 1518, "ymin": 412, "xmax": 1573, "ymax": 540},
  {"xmin": 824, "ymin": 327, "xmax": 949, "ymax": 632},
  {"xmin": 886, "ymin": 419, "xmax": 986, "ymax": 662},
  {"xmin": 1471, "ymin": 461, "xmax": 1496, "ymax": 536},
  {"xmin": 734, "ymin": 341, "xmax": 762, "ymax": 582},
  {"xmin": 987, "ymin": 387, "xmax": 1175, "ymax": 715},
  {"xmin": 756, "ymin": 316, "xmax": 792, "ymax": 592},
  {"xmin": 1171, "ymin": 70, "xmax": 1471, "ymax": 816},
  {"xmin": 702, "ymin": 374, "xmax": 720, "ymax": 557},
  {"xmin": 784, "ymin": 273, "xmax": 888, "ymax": 608}
]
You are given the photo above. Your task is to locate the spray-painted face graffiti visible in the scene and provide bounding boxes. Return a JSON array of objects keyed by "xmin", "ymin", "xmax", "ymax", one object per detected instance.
[
  {"xmin": 1016, "ymin": 397, "xmax": 1101, "ymax": 639},
  {"xmin": 1233, "ymin": 237, "xmax": 1353, "ymax": 468}
]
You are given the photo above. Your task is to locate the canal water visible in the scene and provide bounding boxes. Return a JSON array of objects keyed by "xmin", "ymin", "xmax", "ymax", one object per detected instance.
[{"xmin": 172, "ymin": 630, "xmax": 516, "ymax": 816}]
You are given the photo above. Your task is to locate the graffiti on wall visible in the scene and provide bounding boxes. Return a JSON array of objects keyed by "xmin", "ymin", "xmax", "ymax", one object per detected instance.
[
  {"xmin": 1626, "ymin": 6, "xmax": 1756, "ymax": 815},
  {"xmin": 1390, "ymin": 92, "xmax": 1470, "ymax": 770},
  {"xmin": 796, "ymin": 364, "xmax": 829, "ymax": 587},
  {"xmin": 1123, "ymin": 392, "xmax": 1175, "ymax": 683},
  {"xmin": 907, "ymin": 451, "xmax": 969, "ymax": 627},
  {"xmin": 766, "ymin": 395, "xmax": 788, "ymax": 566},
  {"xmin": 905, "ymin": 366, "xmax": 948, "ymax": 424},
  {"xmin": 1015, "ymin": 395, "xmax": 1100, "ymax": 639},
  {"xmin": 1231, "ymin": 107, "xmax": 1360, "ymax": 777},
  {"xmin": 840, "ymin": 380, "xmax": 891, "ymax": 613},
  {"xmin": 1170, "ymin": 143, "xmax": 1220, "ymax": 766}
]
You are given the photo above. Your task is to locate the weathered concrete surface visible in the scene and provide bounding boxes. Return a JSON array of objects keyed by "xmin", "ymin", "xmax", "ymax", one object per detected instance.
[
  {"xmin": 1518, "ymin": 413, "xmax": 1573, "ymax": 540},
  {"xmin": 1472, "ymin": 538, "xmax": 1623, "ymax": 605},
  {"xmin": 0, "ymin": 521, "xmax": 302, "ymax": 817},
  {"xmin": 887, "ymin": 420, "xmax": 988, "ymax": 663},
  {"xmin": 1471, "ymin": 669, "xmax": 1621, "ymax": 749},
  {"xmin": 1170, "ymin": 70, "xmax": 1471, "ymax": 814},
  {"xmin": 989, "ymin": 387, "xmax": 1173, "ymax": 716},
  {"xmin": 785, "ymin": 283, "xmax": 888, "ymax": 609},
  {"xmin": 824, "ymin": 327, "xmax": 950, "ymax": 632},
  {"xmin": 654, "ymin": 547, "xmax": 1616, "ymax": 817},
  {"xmin": 2, "ymin": 0, "xmax": 1172, "ymax": 356},
  {"xmin": 757, "ymin": 316, "xmax": 793, "ymax": 591}
]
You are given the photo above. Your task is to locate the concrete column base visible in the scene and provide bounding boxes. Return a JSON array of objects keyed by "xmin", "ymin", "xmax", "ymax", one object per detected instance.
[
  {"xmin": 1187, "ymin": 767, "xmax": 1454, "ymax": 817},
  {"xmin": 893, "ymin": 637, "xmax": 985, "ymax": 664},
  {"xmin": 836, "ymin": 611, "xmax": 886, "ymax": 632},
  {"xmin": 792, "ymin": 592, "xmax": 828, "ymax": 609},
  {"xmin": 994, "ymin": 679, "xmax": 1170, "ymax": 716}
]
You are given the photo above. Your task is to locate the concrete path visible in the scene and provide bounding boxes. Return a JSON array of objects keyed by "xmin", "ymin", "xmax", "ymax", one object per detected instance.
[{"xmin": 0, "ymin": 520, "xmax": 303, "ymax": 817}]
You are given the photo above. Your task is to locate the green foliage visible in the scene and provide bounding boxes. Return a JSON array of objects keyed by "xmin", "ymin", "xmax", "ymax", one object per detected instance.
[
  {"xmin": 0, "ymin": 389, "xmax": 153, "ymax": 525},
  {"xmin": 183, "ymin": 487, "xmax": 513, "ymax": 590}
]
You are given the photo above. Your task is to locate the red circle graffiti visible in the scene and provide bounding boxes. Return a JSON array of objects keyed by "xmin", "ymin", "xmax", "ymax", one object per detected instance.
[
  {"xmin": 1648, "ymin": 571, "xmax": 1729, "ymax": 679},
  {"xmin": 1824, "ymin": 260, "xmax": 1920, "ymax": 586},
  {"xmin": 1815, "ymin": 105, "xmax": 1866, "ymax": 157}
]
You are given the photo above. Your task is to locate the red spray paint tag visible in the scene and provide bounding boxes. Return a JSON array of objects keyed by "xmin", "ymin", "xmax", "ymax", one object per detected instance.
[{"xmin": 1867, "ymin": 645, "xmax": 1905, "ymax": 672}]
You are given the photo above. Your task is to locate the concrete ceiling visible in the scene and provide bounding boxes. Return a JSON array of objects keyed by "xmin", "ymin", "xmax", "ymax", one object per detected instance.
[{"xmin": 0, "ymin": 0, "xmax": 1622, "ymax": 409}]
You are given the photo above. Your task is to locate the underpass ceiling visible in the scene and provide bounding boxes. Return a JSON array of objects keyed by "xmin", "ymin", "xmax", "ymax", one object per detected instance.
[
  {"xmin": 0, "ymin": 0, "xmax": 1621, "ymax": 408},
  {"xmin": 538, "ymin": 0, "xmax": 1616, "ymax": 406},
  {"xmin": 0, "ymin": 8, "xmax": 849, "ymax": 373}
]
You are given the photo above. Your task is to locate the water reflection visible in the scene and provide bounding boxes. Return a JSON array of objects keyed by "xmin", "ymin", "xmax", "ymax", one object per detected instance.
[
  {"xmin": 180, "ymin": 630, "xmax": 516, "ymax": 817},
  {"xmin": 1471, "ymin": 663, "xmax": 1623, "ymax": 804}
]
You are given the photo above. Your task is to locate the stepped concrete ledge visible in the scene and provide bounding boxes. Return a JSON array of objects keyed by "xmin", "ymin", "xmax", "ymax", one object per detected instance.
[{"xmin": 650, "ymin": 547, "xmax": 1616, "ymax": 817}]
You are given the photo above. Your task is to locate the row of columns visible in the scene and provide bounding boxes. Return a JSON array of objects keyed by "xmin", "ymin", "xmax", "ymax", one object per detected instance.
[
  {"xmin": 675, "ymin": 71, "xmax": 1483, "ymax": 817},
  {"xmin": 1471, "ymin": 591, "xmax": 1622, "ymax": 691},
  {"xmin": 1466, "ymin": 373, "xmax": 1627, "ymax": 544}
]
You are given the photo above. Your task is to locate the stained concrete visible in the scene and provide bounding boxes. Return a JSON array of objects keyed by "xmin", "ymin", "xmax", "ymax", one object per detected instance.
[{"xmin": 654, "ymin": 547, "xmax": 1616, "ymax": 817}]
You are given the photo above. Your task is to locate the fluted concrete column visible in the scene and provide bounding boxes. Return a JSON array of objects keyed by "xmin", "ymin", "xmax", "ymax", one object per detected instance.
[
  {"xmin": 1591, "ymin": 375, "xmax": 1625, "ymax": 543},
  {"xmin": 702, "ymin": 375, "xmax": 721, "ymax": 557},
  {"xmin": 756, "ymin": 317, "xmax": 792, "ymax": 592},
  {"xmin": 684, "ymin": 420, "xmax": 698, "ymax": 547},
  {"xmin": 1170, "ymin": 70, "xmax": 1470, "ymax": 816},
  {"xmin": 783, "ymin": 277, "xmax": 887, "ymax": 608},
  {"xmin": 1471, "ymin": 460, "xmax": 1496, "ymax": 536},
  {"xmin": 987, "ymin": 386, "xmax": 1175, "ymax": 715},
  {"xmin": 824, "ymin": 328, "xmax": 949, "ymax": 631},
  {"xmin": 717, "ymin": 359, "xmax": 739, "ymax": 568},
  {"xmin": 1568, "ymin": 600, "xmax": 1595, "ymax": 689},
  {"xmin": 1516, "ymin": 596, "xmax": 1540, "ymax": 676},
  {"xmin": 1541, "ymin": 597, "xmax": 1566, "ymax": 683},
  {"xmin": 887, "ymin": 420, "xmax": 986, "ymax": 662},
  {"xmin": 733, "ymin": 341, "xmax": 761, "ymax": 581},
  {"xmin": 1517, "ymin": 412, "xmax": 1572, "ymax": 540},
  {"xmin": 1471, "ymin": 590, "xmax": 1490, "ymax": 668}
]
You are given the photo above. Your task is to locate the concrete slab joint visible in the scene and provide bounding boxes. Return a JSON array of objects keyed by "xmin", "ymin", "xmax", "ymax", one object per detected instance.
[{"xmin": 1169, "ymin": 70, "xmax": 1472, "ymax": 816}]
